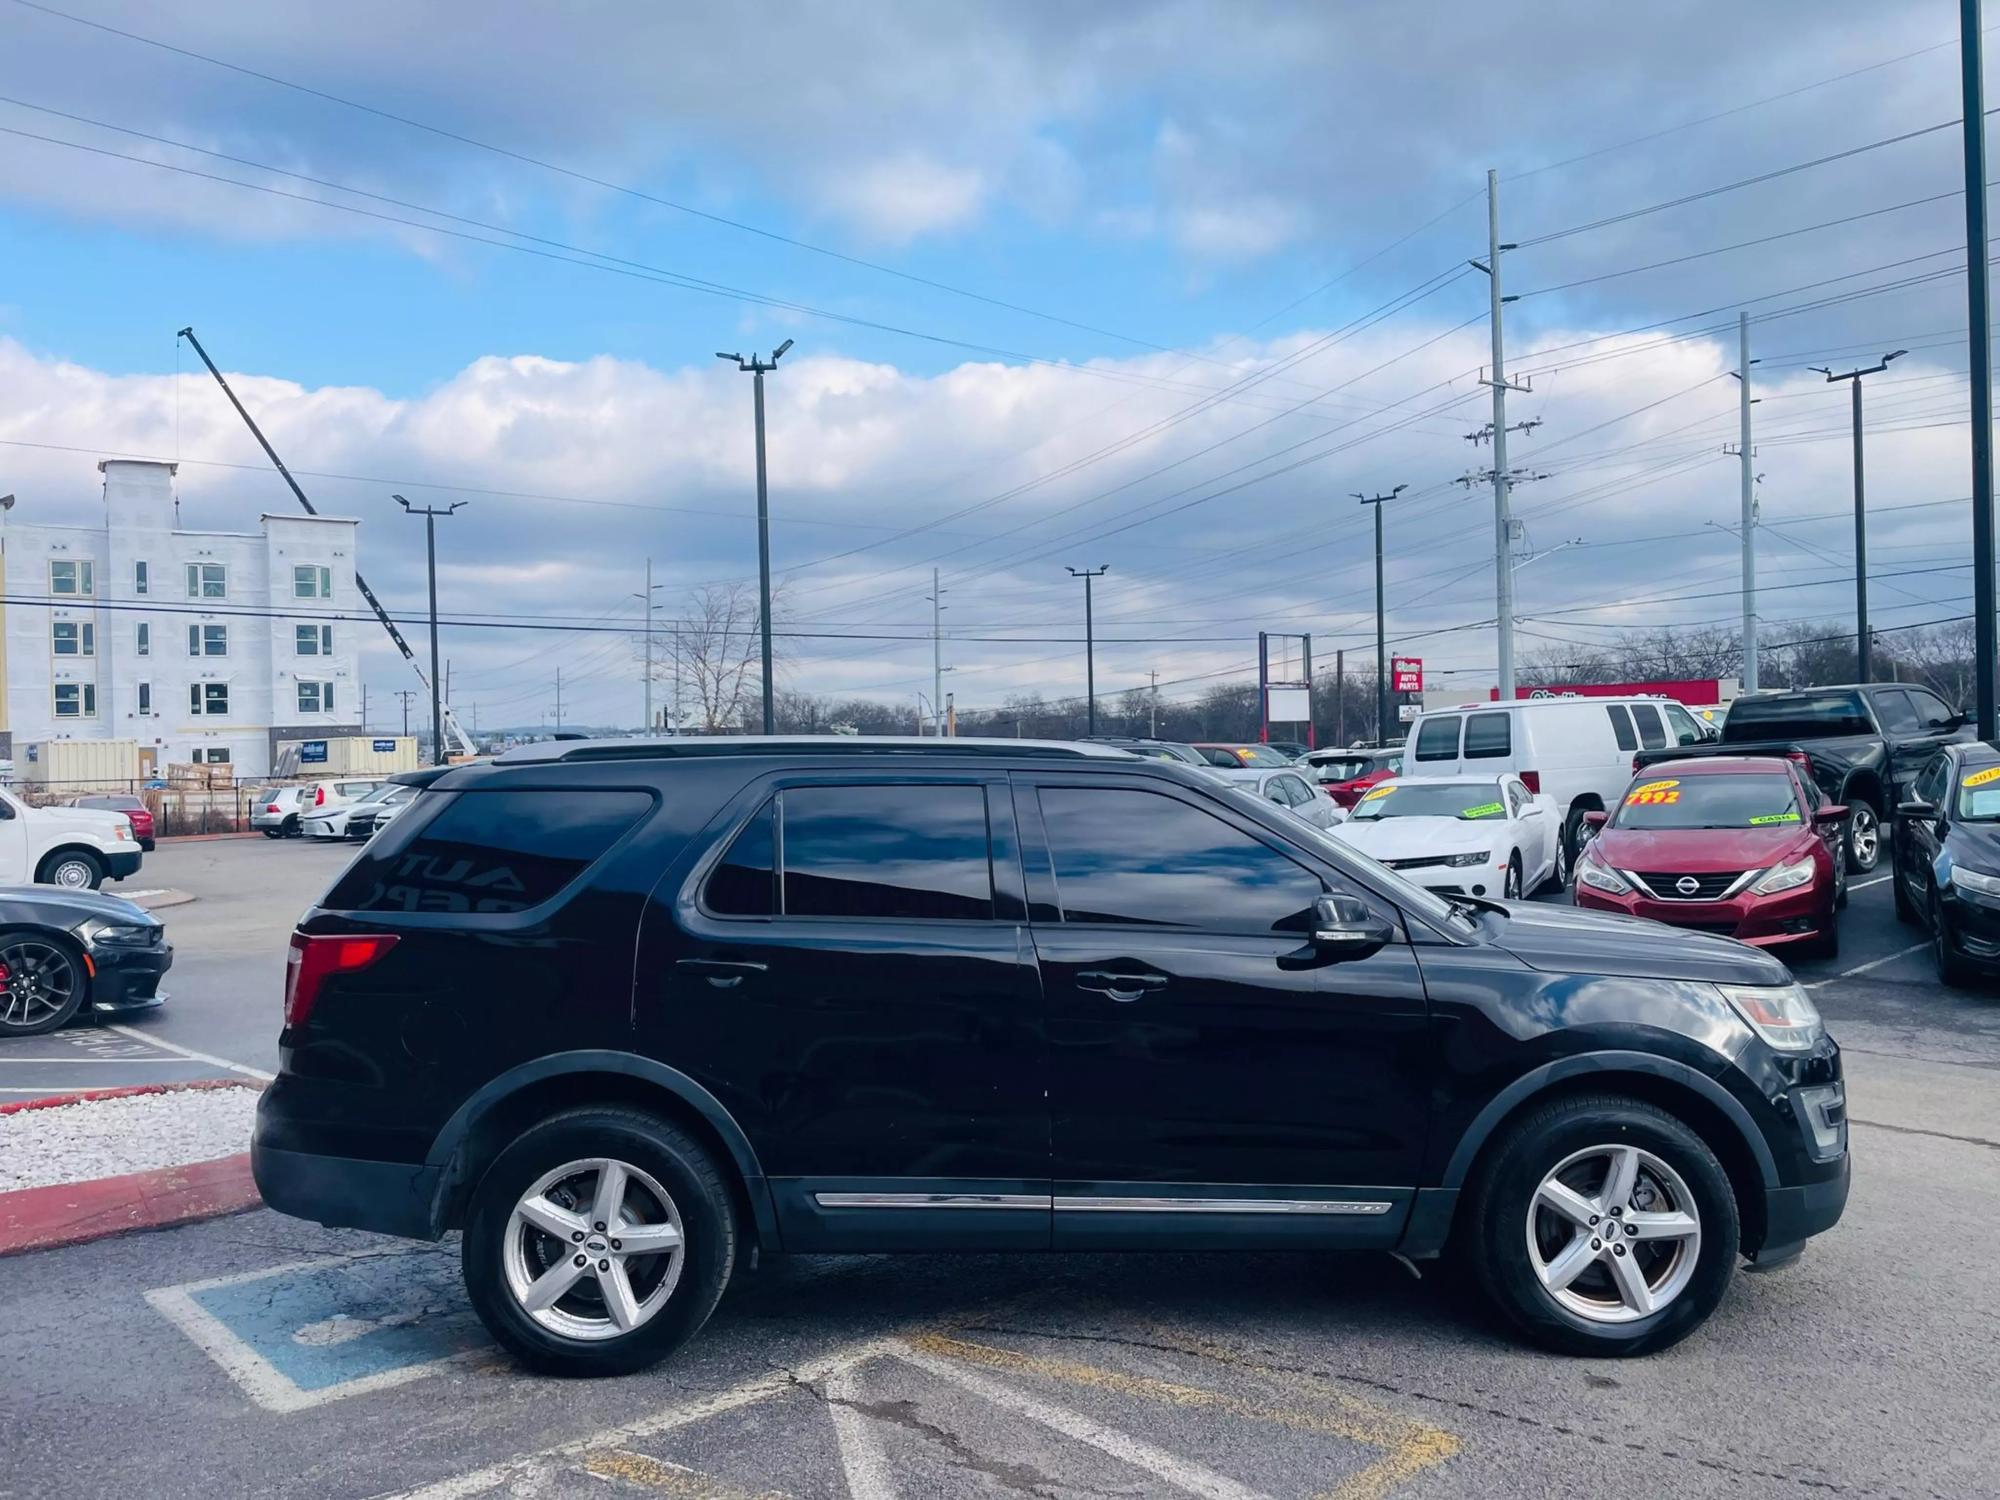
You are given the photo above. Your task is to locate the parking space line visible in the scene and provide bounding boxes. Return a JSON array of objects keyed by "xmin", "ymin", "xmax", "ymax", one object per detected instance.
[
  {"xmin": 1849, "ymin": 874, "xmax": 1893, "ymax": 890},
  {"xmin": 824, "ymin": 1364, "xmax": 900, "ymax": 1500},
  {"xmin": 1804, "ymin": 941, "xmax": 1930, "ymax": 989},
  {"xmin": 579, "ymin": 1448, "xmax": 787, "ymax": 1499},
  {"xmin": 103, "ymin": 1024, "xmax": 273, "ymax": 1081}
]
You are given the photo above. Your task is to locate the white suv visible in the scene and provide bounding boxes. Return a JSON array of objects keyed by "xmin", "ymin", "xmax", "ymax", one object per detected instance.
[
  {"xmin": 0, "ymin": 786, "xmax": 141, "ymax": 888},
  {"xmin": 1400, "ymin": 697, "xmax": 1712, "ymax": 878}
]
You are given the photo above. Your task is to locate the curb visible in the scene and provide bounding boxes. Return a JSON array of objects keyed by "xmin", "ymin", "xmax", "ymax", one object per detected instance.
[
  {"xmin": 156, "ymin": 831, "xmax": 260, "ymax": 844},
  {"xmin": 0, "ymin": 1153, "xmax": 258, "ymax": 1256},
  {"xmin": 125, "ymin": 887, "xmax": 197, "ymax": 911}
]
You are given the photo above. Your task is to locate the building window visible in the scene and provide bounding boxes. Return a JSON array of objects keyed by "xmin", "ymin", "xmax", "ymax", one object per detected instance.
[
  {"xmin": 187, "ymin": 623, "xmax": 228, "ymax": 656},
  {"xmin": 50, "ymin": 560, "xmax": 94, "ymax": 596},
  {"xmin": 53, "ymin": 683, "xmax": 97, "ymax": 718},
  {"xmin": 297, "ymin": 680, "xmax": 335, "ymax": 714},
  {"xmin": 136, "ymin": 623, "xmax": 151, "ymax": 657},
  {"xmin": 192, "ymin": 747, "xmax": 231, "ymax": 765},
  {"xmin": 295, "ymin": 623, "xmax": 333, "ymax": 656},
  {"xmin": 52, "ymin": 621, "xmax": 94, "ymax": 657},
  {"xmin": 137, "ymin": 682, "xmax": 153, "ymax": 716},
  {"xmin": 294, "ymin": 565, "xmax": 332, "ymax": 600},
  {"xmin": 186, "ymin": 562, "xmax": 227, "ymax": 599},
  {"xmin": 190, "ymin": 682, "xmax": 230, "ymax": 716},
  {"xmin": 134, "ymin": 561, "xmax": 149, "ymax": 595}
]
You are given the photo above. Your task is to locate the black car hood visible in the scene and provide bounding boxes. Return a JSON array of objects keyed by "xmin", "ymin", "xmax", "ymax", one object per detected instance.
[
  {"xmin": 0, "ymin": 885, "xmax": 154, "ymax": 926},
  {"xmin": 1946, "ymin": 820, "xmax": 2000, "ymax": 874},
  {"xmin": 1487, "ymin": 900, "xmax": 1790, "ymax": 986}
]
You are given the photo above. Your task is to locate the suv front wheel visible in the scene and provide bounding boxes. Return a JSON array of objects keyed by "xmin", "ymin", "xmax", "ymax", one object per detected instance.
[
  {"xmin": 1463, "ymin": 1094, "xmax": 1739, "ymax": 1357},
  {"xmin": 462, "ymin": 1107, "xmax": 736, "ymax": 1376}
]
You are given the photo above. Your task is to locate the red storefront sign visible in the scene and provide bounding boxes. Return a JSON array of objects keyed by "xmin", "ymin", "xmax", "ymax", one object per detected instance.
[{"xmin": 1390, "ymin": 656, "xmax": 1423, "ymax": 693}]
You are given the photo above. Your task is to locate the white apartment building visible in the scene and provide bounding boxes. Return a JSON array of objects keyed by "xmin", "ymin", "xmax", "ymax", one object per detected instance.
[{"xmin": 1, "ymin": 460, "xmax": 363, "ymax": 779}]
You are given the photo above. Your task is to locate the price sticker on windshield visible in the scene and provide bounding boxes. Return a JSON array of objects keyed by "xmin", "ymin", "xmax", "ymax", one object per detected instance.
[
  {"xmin": 1747, "ymin": 811, "xmax": 1801, "ymax": 825},
  {"xmin": 1628, "ymin": 778, "xmax": 1681, "ymax": 806},
  {"xmin": 1965, "ymin": 766, "xmax": 2000, "ymax": 789},
  {"xmin": 1461, "ymin": 801, "xmax": 1505, "ymax": 819},
  {"xmin": 1361, "ymin": 784, "xmax": 1397, "ymax": 802}
]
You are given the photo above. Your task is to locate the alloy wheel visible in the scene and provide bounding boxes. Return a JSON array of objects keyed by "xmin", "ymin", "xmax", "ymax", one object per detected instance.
[
  {"xmin": 502, "ymin": 1157, "xmax": 686, "ymax": 1341},
  {"xmin": 1848, "ymin": 805, "xmax": 1880, "ymax": 872},
  {"xmin": 0, "ymin": 941, "xmax": 78, "ymax": 1030},
  {"xmin": 1525, "ymin": 1144, "xmax": 1701, "ymax": 1324}
]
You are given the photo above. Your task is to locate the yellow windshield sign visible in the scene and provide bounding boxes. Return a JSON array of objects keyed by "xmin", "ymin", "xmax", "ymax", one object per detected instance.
[
  {"xmin": 1360, "ymin": 784, "xmax": 1397, "ymax": 801},
  {"xmin": 1965, "ymin": 766, "xmax": 2000, "ymax": 789},
  {"xmin": 1628, "ymin": 778, "xmax": 1681, "ymax": 806}
]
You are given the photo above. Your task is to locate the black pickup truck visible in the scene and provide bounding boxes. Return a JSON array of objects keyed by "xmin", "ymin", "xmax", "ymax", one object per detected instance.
[{"xmin": 1633, "ymin": 682, "xmax": 1971, "ymax": 873}]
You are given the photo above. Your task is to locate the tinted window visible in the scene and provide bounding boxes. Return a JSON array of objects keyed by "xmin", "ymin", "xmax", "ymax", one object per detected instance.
[
  {"xmin": 1872, "ymin": 690, "xmax": 1919, "ymax": 733},
  {"xmin": 1462, "ymin": 712, "xmax": 1511, "ymax": 759},
  {"xmin": 1039, "ymin": 787, "xmax": 1323, "ymax": 932},
  {"xmin": 1908, "ymin": 688, "xmax": 1957, "ymax": 727},
  {"xmin": 1724, "ymin": 692, "xmax": 1873, "ymax": 738},
  {"xmin": 324, "ymin": 790, "xmax": 651, "ymax": 914},
  {"xmin": 1630, "ymin": 703, "xmax": 1667, "ymax": 749},
  {"xmin": 1662, "ymin": 703, "xmax": 1705, "ymax": 746},
  {"xmin": 1604, "ymin": 705, "xmax": 1637, "ymax": 752},
  {"xmin": 782, "ymin": 784, "xmax": 992, "ymax": 921},
  {"xmin": 1915, "ymin": 753, "xmax": 1950, "ymax": 806},
  {"xmin": 1277, "ymin": 774, "xmax": 1313, "ymax": 805},
  {"xmin": 1413, "ymin": 716, "xmax": 1461, "ymax": 762},
  {"xmin": 705, "ymin": 801, "xmax": 775, "ymax": 916},
  {"xmin": 1613, "ymin": 772, "xmax": 1801, "ymax": 830}
]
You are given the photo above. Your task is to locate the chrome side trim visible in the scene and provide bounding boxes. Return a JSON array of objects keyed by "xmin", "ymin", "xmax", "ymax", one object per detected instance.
[
  {"xmin": 812, "ymin": 1192, "xmax": 1051, "ymax": 1210},
  {"xmin": 1056, "ymin": 1196, "xmax": 1394, "ymax": 1216}
]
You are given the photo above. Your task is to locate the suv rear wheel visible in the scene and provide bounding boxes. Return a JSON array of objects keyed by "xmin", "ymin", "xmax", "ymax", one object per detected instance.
[
  {"xmin": 462, "ymin": 1107, "xmax": 736, "ymax": 1376},
  {"xmin": 1463, "ymin": 1094, "xmax": 1738, "ymax": 1357}
]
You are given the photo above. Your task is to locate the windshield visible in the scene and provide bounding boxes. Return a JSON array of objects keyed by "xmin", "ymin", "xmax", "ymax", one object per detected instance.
[
  {"xmin": 1957, "ymin": 765, "xmax": 2000, "ymax": 820},
  {"xmin": 1613, "ymin": 773, "xmax": 1802, "ymax": 829},
  {"xmin": 1308, "ymin": 757, "xmax": 1371, "ymax": 781},
  {"xmin": 1724, "ymin": 692, "xmax": 1871, "ymax": 739},
  {"xmin": 1350, "ymin": 781, "xmax": 1506, "ymax": 821},
  {"xmin": 1220, "ymin": 745, "xmax": 1293, "ymax": 767}
]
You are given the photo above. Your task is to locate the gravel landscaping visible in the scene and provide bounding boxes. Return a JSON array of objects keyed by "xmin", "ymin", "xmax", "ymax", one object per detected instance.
[{"xmin": 0, "ymin": 1086, "xmax": 258, "ymax": 1192}]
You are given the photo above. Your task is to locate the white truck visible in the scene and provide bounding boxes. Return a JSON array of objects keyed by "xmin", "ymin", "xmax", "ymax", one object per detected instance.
[{"xmin": 0, "ymin": 786, "xmax": 143, "ymax": 889}]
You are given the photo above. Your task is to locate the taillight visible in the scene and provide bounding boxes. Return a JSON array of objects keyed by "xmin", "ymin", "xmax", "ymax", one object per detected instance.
[
  {"xmin": 284, "ymin": 932, "xmax": 399, "ymax": 1028},
  {"xmin": 1518, "ymin": 771, "xmax": 1541, "ymax": 793},
  {"xmin": 314, "ymin": 784, "xmax": 327, "ymax": 806},
  {"xmin": 265, "ymin": 804, "xmax": 281, "ymax": 813}
]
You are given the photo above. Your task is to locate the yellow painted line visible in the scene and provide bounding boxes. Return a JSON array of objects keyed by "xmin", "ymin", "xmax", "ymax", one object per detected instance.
[
  {"xmin": 908, "ymin": 1331, "xmax": 1458, "ymax": 1500},
  {"xmin": 580, "ymin": 1448, "xmax": 789, "ymax": 1499}
]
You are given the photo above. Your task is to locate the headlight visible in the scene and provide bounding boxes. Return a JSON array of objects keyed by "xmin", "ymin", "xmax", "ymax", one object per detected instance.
[
  {"xmin": 1577, "ymin": 852, "xmax": 1629, "ymax": 894},
  {"xmin": 1750, "ymin": 855, "xmax": 1817, "ymax": 896},
  {"xmin": 1951, "ymin": 864, "xmax": 2000, "ymax": 896},
  {"xmin": 1718, "ymin": 981, "xmax": 1825, "ymax": 1052},
  {"xmin": 113, "ymin": 824, "xmax": 131, "ymax": 841},
  {"xmin": 1444, "ymin": 851, "xmax": 1486, "ymax": 868},
  {"xmin": 78, "ymin": 919, "xmax": 156, "ymax": 948}
]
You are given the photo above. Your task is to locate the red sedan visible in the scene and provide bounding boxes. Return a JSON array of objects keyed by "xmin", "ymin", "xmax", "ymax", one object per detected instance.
[
  {"xmin": 1573, "ymin": 756, "xmax": 1847, "ymax": 959},
  {"xmin": 1302, "ymin": 748, "xmax": 1404, "ymax": 808},
  {"xmin": 69, "ymin": 793, "xmax": 156, "ymax": 852}
]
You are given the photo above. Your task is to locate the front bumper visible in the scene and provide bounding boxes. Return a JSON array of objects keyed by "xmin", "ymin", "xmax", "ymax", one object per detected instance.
[
  {"xmin": 87, "ymin": 939, "xmax": 173, "ymax": 1014},
  {"xmin": 1940, "ymin": 884, "xmax": 2000, "ymax": 969},
  {"xmin": 1752, "ymin": 1153, "xmax": 1851, "ymax": 1267},
  {"xmin": 104, "ymin": 849, "xmax": 142, "ymax": 881},
  {"xmin": 300, "ymin": 816, "xmax": 345, "ymax": 839},
  {"xmin": 1575, "ymin": 875, "xmax": 1833, "ymax": 945},
  {"xmin": 1381, "ymin": 858, "xmax": 1509, "ymax": 899}
]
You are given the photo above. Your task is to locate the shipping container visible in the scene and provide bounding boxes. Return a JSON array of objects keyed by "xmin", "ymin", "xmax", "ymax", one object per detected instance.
[
  {"xmin": 273, "ymin": 735, "xmax": 421, "ymax": 778},
  {"xmin": 16, "ymin": 738, "xmax": 143, "ymax": 788}
]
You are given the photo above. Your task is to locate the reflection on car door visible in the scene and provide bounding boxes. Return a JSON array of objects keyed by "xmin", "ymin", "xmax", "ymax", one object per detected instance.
[
  {"xmin": 1017, "ymin": 775, "xmax": 1430, "ymax": 1249},
  {"xmin": 650, "ymin": 775, "xmax": 1049, "ymax": 1252},
  {"xmin": 1895, "ymin": 752, "xmax": 1952, "ymax": 913},
  {"xmin": 1503, "ymin": 776, "xmax": 1552, "ymax": 884}
]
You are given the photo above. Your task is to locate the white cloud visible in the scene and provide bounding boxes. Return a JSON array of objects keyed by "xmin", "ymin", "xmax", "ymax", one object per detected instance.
[{"xmin": 814, "ymin": 154, "xmax": 989, "ymax": 243}]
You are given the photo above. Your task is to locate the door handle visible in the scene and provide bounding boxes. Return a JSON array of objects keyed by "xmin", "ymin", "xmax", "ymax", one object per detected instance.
[
  {"xmin": 676, "ymin": 958, "xmax": 768, "ymax": 989},
  {"xmin": 1076, "ymin": 969, "xmax": 1169, "ymax": 1001}
]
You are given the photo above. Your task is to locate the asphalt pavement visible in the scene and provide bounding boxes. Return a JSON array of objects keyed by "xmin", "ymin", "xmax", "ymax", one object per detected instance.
[{"xmin": 2, "ymin": 838, "xmax": 1995, "ymax": 1499}]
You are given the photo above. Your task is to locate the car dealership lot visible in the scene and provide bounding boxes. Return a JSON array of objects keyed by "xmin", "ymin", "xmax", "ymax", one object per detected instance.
[{"xmin": 2, "ymin": 840, "xmax": 1996, "ymax": 1497}]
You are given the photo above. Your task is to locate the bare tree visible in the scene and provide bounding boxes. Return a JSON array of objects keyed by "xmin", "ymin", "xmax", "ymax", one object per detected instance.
[{"xmin": 661, "ymin": 582, "xmax": 778, "ymax": 733}]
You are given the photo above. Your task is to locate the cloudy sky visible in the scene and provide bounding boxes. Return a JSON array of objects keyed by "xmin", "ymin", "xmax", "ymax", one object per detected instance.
[{"xmin": 0, "ymin": 0, "xmax": 1986, "ymax": 729}]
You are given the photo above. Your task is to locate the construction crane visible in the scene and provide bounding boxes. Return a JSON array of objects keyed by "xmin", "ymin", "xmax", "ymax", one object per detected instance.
[{"xmin": 177, "ymin": 328, "xmax": 476, "ymax": 759}]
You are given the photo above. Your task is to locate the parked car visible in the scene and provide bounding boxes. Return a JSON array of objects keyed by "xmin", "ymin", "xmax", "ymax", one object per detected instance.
[
  {"xmin": 0, "ymin": 787, "xmax": 141, "ymax": 889},
  {"xmin": 0, "ymin": 886, "xmax": 170, "ymax": 1036},
  {"xmin": 1212, "ymin": 766, "xmax": 1346, "ymax": 830},
  {"xmin": 252, "ymin": 786, "xmax": 308, "ymax": 838},
  {"xmin": 1575, "ymin": 757, "xmax": 1847, "ymax": 959},
  {"xmin": 67, "ymin": 794, "xmax": 155, "ymax": 852},
  {"xmin": 1403, "ymin": 697, "xmax": 1712, "ymax": 875},
  {"xmin": 1637, "ymin": 684, "xmax": 1970, "ymax": 876},
  {"xmin": 343, "ymin": 783, "xmax": 415, "ymax": 840},
  {"xmin": 255, "ymin": 736, "xmax": 1847, "ymax": 1374},
  {"xmin": 1891, "ymin": 740, "xmax": 2000, "ymax": 985},
  {"xmin": 302, "ymin": 782, "xmax": 402, "ymax": 841},
  {"xmin": 1302, "ymin": 747, "xmax": 1404, "ymax": 808},
  {"xmin": 1191, "ymin": 742, "xmax": 1296, "ymax": 768},
  {"xmin": 1329, "ymin": 774, "xmax": 1561, "ymax": 898},
  {"xmin": 1078, "ymin": 736, "xmax": 1211, "ymax": 766}
]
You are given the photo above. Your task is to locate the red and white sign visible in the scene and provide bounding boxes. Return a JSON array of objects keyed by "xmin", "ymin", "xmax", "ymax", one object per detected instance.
[
  {"xmin": 1390, "ymin": 656, "xmax": 1423, "ymax": 694},
  {"xmin": 1488, "ymin": 678, "xmax": 1724, "ymax": 706}
]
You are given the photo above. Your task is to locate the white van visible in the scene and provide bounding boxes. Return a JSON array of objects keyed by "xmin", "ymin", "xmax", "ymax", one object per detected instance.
[{"xmin": 1400, "ymin": 697, "xmax": 1712, "ymax": 878}]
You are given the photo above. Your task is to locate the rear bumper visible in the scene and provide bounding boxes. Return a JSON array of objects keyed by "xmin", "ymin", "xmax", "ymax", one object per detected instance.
[{"xmin": 251, "ymin": 1142, "xmax": 444, "ymax": 1239}]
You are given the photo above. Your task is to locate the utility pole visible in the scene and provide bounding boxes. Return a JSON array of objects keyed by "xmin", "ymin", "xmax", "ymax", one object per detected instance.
[
  {"xmin": 1470, "ymin": 169, "xmax": 1527, "ymax": 700},
  {"xmin": 1730, "ymin": 312, "xmax": 1760, "ymax": 692},
  {"xmin": 717, "ymin": 339, "xmax": 793, "ymax": 734},
  {"xmin": 394, "ymin": 495, "xmax": 464, "ymax": 766},
  {"xmin": 1811, "ymin": 351, "xmax": 1907, "ymax": 681},
  {"xmin": 634, "ymin": 560, "xmax": 661, "ymax": 733},
  {"xmin": 1149, "ymin": 668, "xmax": 1158, "ymax": 738},
  {"xmin": 1964, "ymin": 0, "xmax": 1997, "ymax": 737},
  {"xmin": 927, "ymin": 568, "xmax": 946, "ymax": 736},
  {"xmin": 1066, "ymin": 566, "xmax": 1109, "ymax": 735},
  {"xmin": 395, "ymin": 689, "xmax": 416, "ymax": 737},
  {"xmin": 1355, "ymin": 485, "xmax": 1407, "ymax": 751},
  {"xmin": 1335, "ymin": 649, "xmax": 1346, "ymax": 745},
  {"xmin": 361, "ymin": 683, "xmax": 368, "ymax": 732},
  {"xmin": 672, "ymin": 622, "xmax": 682, "ymax": 735},
  {"xmin": 554, "ymin": 668, "xmax": 563, "ymax": 733}
]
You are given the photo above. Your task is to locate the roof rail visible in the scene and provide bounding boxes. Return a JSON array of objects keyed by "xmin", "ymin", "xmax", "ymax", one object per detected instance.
[{"xmin": 494, "ymin": 735, "xmax": 1138, "ymax": 766}]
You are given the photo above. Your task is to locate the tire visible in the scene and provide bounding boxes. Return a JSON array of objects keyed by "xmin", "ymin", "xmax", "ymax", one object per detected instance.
[
  {"xmin": 1932, "ymin": 892, "xmax": 1976, "ymax": 988},
  {"xmin": 1561, "ymin": 805, "xmax": 1595, "ymax": 880},
  {"xmin": 1833, "ymin": 844, "xmax": 1848, "ymax": 911},
  {"xmin": 1462, "ymin": 1093, "xmax": 1739, "ymax": 1358},
  {"xmin": 1541, "ymin": 833, "xmax": 1571, "ymax": 895},
  {"xmin": 461, "ymin": 1107, "xmax": 736, "ymax": 1376},
  {"xmin": 1892, "ymin": 866, "xmax": 1916, "ymax": 924},
  {"xmin": 0, "ymin": 935, "xmax": 87, "ymax": 1036},
  {"xmin": 1799, "ymin": 915, "xmax": 1840, "ymax": 962},
  {"xmin": 1504, "ymin": 854, "xmax": 1522, "ymax": 900},
  {"xmin": 1845, "ymin": 800, "xmax": 1881, "ymax": 875},
  {"xmin": 37, "ymin": 850, "xmax": 104, "ymax": 891},
  {"xmin": 282, "ymin": 815, "xmax": 301, "ymax": 838}
]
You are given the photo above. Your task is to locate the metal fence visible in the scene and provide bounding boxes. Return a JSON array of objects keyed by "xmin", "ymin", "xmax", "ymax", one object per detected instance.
[{"xmin": 4, "ymin": 777, "xmax": 309, "ymax": 837}]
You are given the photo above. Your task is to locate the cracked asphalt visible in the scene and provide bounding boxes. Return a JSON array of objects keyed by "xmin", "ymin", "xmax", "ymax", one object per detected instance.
[{"xmin": 2, "ymin": 843, "xmax": 1996, "ymax": 1498}]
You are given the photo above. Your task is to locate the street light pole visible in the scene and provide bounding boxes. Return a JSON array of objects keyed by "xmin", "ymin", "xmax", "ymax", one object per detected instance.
[
  {"xmin": 717, "ymin": 339, "xmax": 793, "ymax": 734},
  {"xmin": 394, "ymin": 495, "xmax": 464, "ymax": 765},
  {"xmin": 1963, "ymin": 0, "xmax": 1997, "ymax": 736},
  {"xmin": 1355, "ymin": 485, "xmax": 1406, "ymax": 743},
  {"xmin": 1811, "ymin": 351, "xmax": 1907, "ymax": 681},
  {"xmin": 1067, "ymin": 565, "xmax": 1109, "ymax": 735}
]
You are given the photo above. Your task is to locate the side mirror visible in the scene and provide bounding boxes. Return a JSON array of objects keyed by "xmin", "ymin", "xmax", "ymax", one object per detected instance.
[
  {"xmin": 1310, "ymin": 893, "xmax": 1394, "ymax": 960},
  {"xmin": 1583, "ymin": 810, "xmax": 1609, "ymax": 829},
  {"xmin": 1813, "ymin": 804, "xmax": 1848, "ymax": 826},
  {"xmin": 1895, "ymin": 799, "xmax": 1937, "ymax": 820},
  {"xmin": 1945, "ymin": 712, "xmax": 1970, "ymax": 731}
]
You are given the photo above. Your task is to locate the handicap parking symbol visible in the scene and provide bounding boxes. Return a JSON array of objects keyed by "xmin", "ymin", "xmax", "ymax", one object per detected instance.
[{"xmin": 145, "ymin": 1250, "xmax": 489, "ymax": 1412}]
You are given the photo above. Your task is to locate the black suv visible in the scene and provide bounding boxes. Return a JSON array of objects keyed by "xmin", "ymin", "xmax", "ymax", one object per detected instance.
[{"xmin": 254, "ymin": 738, "xmax": 1849, "ymax": 1372}]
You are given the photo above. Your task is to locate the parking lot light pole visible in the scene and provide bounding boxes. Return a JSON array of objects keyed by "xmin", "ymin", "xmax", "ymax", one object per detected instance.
[
  {"xmin": 1355, "ymin": 486, "xmax": 1406, "ymax": 742},
  {"xmin": 394, "ymin": 495, "xmax": 464, "ymax": 765},
  {"xmin": 717, "ymin": 339, "xmax": 793, "ymax": 734},
  {"xmin": 1811, "ymin": 351, "xmax": 1906, "ymax": 682},
  {"xmin": 1067, "ymin": 565, "xmax": 1109, "ymax": 735}
]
